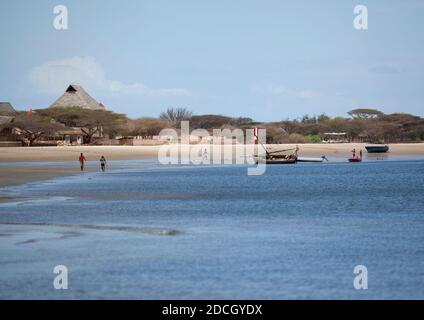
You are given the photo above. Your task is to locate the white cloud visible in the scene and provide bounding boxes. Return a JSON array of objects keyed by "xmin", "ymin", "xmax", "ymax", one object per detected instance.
[{"xmin": 28, "ymin": 56, "xmax": 190, "ymax": 97}]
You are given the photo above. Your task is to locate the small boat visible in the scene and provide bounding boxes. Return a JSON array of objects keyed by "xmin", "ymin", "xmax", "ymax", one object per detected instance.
[
  {"xmin": 297, "ymin": 156, "xmax": 328, "ymax": 163},
  {"xmin": 365, "ymin": 145, "xmax": 389, "ymax": 153},
  {"xmin": 255, "ymin": 155, "xmax": 297, "ymax": 165},
  {"xmin": 263, "ymin": 158, "xmax": 297, "ymax": 165},
  {"xmin": 255, "ymin": 144, "xmax": 298, "ymax": 165},
  {"xmin": 348, "ymin": 157, "xmax": 362, "ymax": 163}
]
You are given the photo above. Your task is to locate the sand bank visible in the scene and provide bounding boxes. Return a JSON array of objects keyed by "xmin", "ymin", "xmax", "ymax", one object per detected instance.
[
  {"xmin": 0, "ymin": 143, "xmax": 423, "ymax": 189},
  {"xmin": 0, "ymin": 145, "xmax": 160, "ymax": 162},
  {"xmin": 0, "ymin": 165, "xmax": 97, "ymax": 189},
  {"xmin": 1, "ymin": 143, "xmax": 424, "ymax": 162}
]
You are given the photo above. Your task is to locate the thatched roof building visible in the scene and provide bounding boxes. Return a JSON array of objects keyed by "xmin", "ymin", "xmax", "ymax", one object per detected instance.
[
  {"xmin": 49, "ymin": 85, "xmax": 106, "ymax": 110},
  {"xmin": 0, "ymin": 102, "xmax": 16, "ymax": 127},
  {"xmin": 0, "ymin": 116, "xmax": 14, "ymax": 125},
  {"xmin": 0, "ymin": 102, "xmax": 16, "ymax": 115}
]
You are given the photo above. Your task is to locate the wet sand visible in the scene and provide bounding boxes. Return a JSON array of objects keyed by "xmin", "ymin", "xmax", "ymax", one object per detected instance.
[
  {"xmin": 0, "ymin": 146, "xmax": 160, "ymax": 162},
  {"xmin": 0, "ymin": 222, "xmax": 180, "ymax": 236},
  {"xmin": 0, "ymin": 195, "xmax": 20, "ymax": 203},
  {"xmin": 0, "ymin": 164, "xmax": 96, "ymax": 189}
]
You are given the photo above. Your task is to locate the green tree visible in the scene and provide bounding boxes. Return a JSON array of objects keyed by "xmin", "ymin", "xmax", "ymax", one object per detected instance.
[
  {"xmin": 348, "ymin": 108, "xmax": 384, "ymax": 120},
  {"xmin": 36, "ymin": 107, "xmax": 128, "ymax": 143},
  {"xmin": 7, "ymin": 112, "xmax": 64, "ymax": 146}
]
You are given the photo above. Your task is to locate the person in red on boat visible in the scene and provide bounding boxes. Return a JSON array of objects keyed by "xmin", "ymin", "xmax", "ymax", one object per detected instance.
[{"xmin": 79, "ymin": 153, "xmax": 87, "ymax": 171}]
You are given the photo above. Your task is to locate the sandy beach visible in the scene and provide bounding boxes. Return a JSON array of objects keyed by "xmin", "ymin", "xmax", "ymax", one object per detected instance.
[
  {"xmin": 1, "ymin": 143, "xmax": 424, "ymax": 162},
  {"xmin": 1, "ymin": 143, "xmax": 423, "ymax": 189},
  {"xmin": 0, "ymin": 145, "xmax": 161, "ymax": 162}
]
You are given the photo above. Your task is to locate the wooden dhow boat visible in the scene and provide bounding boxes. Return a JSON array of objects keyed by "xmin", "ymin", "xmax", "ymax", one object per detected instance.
[{"xmin": 255, "ymin": 145, "xmax": 298, "ymax": 165}]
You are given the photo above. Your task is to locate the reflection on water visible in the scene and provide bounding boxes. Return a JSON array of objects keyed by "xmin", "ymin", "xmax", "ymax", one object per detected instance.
[{"xmin": 365, "ymin": 154, "xmax": 389, "ymax": 161}]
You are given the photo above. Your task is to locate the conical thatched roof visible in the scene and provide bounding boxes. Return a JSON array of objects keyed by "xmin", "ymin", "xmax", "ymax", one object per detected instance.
[
  {"xmin": 0, "ymin": 102, "xmax": 16, "ymax": 115},
  {"xmin": 0, "ymin": 116, "xmax": 14, "ymax": 125},
  {"xmin": 49, "ymin": 85, "xmax": 105, "ymax": 110}
]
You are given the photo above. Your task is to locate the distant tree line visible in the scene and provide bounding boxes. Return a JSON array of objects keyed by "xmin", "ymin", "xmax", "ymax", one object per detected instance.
[
  {"xmin": 1, "ymin": 106, "xmax": 424, "ymax": 145},
  {"xmin": 152, "ymin": 107, "xmax": 424, "ymax": 144},
  {"xmin": 270, "ymin": 108, "xmax": 424, "ymax": 144}
]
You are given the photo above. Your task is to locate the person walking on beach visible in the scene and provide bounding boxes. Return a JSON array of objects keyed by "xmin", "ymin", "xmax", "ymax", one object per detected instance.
[
  {"xmin": 79, "ymin": 153, "xmax": 87, "ymax": 171},
  {"xmin": 100, "ymin": 155, "xmax": 107, "ymax": 172}
]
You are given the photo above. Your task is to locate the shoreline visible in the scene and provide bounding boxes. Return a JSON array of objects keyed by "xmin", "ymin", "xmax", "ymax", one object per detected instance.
[
  {"xmin": 1, "ymin": 143, "xmax": 424, "ymax": 163},
  {"xmin": 0, "ymin": 164, "xmax": 97, "ymax": 190},
  {"xmin": 0, "ymin": 143, "xmax": 423, "ymax": 190}
]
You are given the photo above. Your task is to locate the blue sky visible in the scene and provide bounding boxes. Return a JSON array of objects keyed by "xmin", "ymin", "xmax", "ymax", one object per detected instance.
[{"xmin": 1, "ymin": 0, "xmax": 423, "ymax": 121}]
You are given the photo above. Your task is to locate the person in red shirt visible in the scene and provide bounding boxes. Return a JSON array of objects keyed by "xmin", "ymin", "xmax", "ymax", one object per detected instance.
[{"xmin": 79, "ymin": 153, "xmax": 87, "ymax": 171}]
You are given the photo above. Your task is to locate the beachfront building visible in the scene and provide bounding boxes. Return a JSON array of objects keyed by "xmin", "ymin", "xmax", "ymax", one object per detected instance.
[
  {"xmin": 0, "ymin": 102, "xmax": 21, "ymax": 147},
  {"xmin": 56, "ymin": 128, "xmax": 85, "ymax": 146},
  {"xmin": 0, "ymin": 102, "xmax": 17, "ymax": 128},
  {"xmin": 46, "ymin": 85, "xmax": 108, "ymax": 145},
  {"xmin": 37, "ymin": 126, "xmax": 103, "ymax": 146},
  {"xmin": 49, "ymin": 85, "xmax": 106, "ymax": 110},
  {"xmin": 0, "ymin": 102, "xmax": 17, "ymax": 115},
  {"xmin": 321, "ymin": 132, "xmax": 349, "ymax": 143},
  {"xmin": 113, "ymin": 135, "xmax": 172, "ymax": 146}
]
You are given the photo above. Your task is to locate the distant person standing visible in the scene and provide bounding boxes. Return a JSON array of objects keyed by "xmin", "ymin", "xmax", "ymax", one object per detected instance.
[
  {"xmin": 100, "ymin": 156, "xmax": 107, "ymax": 172},
  {"xmin": 79, "ymin": 153, "xmax": 87, "ymax": 171},
  {"xmin": 352, "ymin": 148, "xmax": 356, "ymax": 158},
  {"xmin": 360, "ymin": 149, "xmax": 363, "ymax": 159}
]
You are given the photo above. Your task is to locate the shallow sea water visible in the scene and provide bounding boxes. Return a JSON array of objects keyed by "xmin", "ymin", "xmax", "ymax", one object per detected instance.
[{"xmin": 0, "ymin": 159, "xmax": 424, "ymax": 299}]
